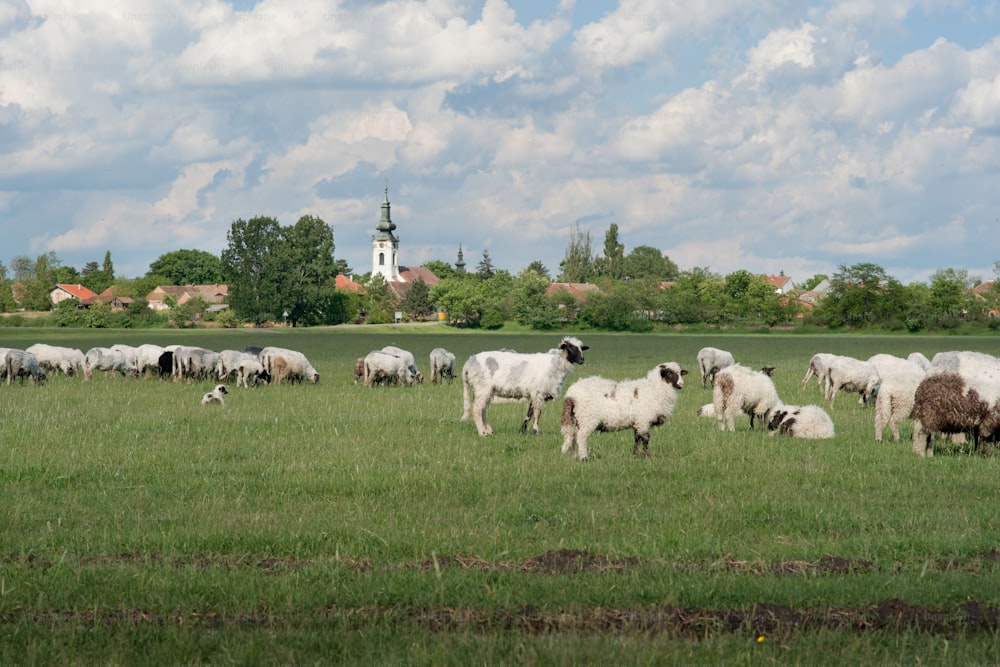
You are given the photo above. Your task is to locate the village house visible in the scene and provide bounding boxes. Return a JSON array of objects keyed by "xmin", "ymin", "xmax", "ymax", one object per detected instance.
[
  {"xmin": 49, "ymin": 283, "xmax": 97, "ymax": 307},
  {"xmin": 145, "ymin": 284, "xmax": 229, "ymax": 311}
]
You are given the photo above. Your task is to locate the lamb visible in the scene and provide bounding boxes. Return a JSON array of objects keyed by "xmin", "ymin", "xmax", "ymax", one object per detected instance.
[
  {"xmin": 26, "ymin": 343, "xmax": 84, "ymax": 376},
  {"xmin": 912, "ymin": 372, "xmax": 1000, "ymax": 457},
  {"xmin": 84, "ymin": 347, "xmax": 138, "ymax": 380},
  {"xmin": 259, "ymin": 347, "xmax": 319, "ymax": 384},
  {"xmin": 767, "ymin": 404, "xmax": 835, "ymax": 439},
  {"xmin": 461, "ymin": 336, "xmax": 588, "ymax": 437},
  {"xmin": 429, "ymin": 347, "xmax": 456, "ymax": 385},
  {"xmin": 801, "ymin": 353, "xmax": 836, "ymax": 395},
  {"xmin": 201, "ymin": 384, "xmax": 228, "ymax": 405},
  {"xmin": 4, "ymin": 349, "xmax": 47, "ymax": 385},
  {"xmin": 712, "ymin": 364, "xmax": 782, "ymax": 431},
  {"xmin": 381, "ymin": 346, "xmax": 423, "ymax": 383},
  {"xmin": 560, "ymin": 362, "xmax": 688, "ymax": 460},
  {"xmin": 874, "ymin": 368, "xmax": 926, "ymax": 443},
  {"xmin": 696, "ymin": 347, "xmax": 735, "ymax": 387},
  {"xmin": 824, "ymin": 355, "xmax": 881, "ymax": 407},
  {"xmin": 363, "ymin": 350, "xmax": 414, "ymax": 387}
]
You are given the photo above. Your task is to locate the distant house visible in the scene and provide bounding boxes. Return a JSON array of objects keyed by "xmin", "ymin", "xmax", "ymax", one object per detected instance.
[
  {"xmin": 335, "ymin": 274, "xmax": 366, "ymax": 294},
  {"xmin": 545, "ymin": 282, "xmax": 600, "ymax": 301},
  {"xmin": 385, "ymin": 266, "xmax": 440, "ymax": 301},
  {"xmin": 49, "ymin": 284, "xmax": 97, "ymax": 307},
  {"xmin": 79, "ymin": 285, "xmax": 134, "ymax": 311},
  {"xmin": 764, "ymin": 275, "xmax": 796, "ymax": 294},
  {"xmin": 145, "ymin": 284, "xmax": 228, "ymax": 311}
]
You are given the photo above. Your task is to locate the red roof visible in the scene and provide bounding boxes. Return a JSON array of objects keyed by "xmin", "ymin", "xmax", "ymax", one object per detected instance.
[
  {"xmin": 765, "ymin": 275, "xmax": 792, "ymax": 289},
  {"xmin": 545, "ymin": 282, "xmax": 599, "ymax": 300},
  {"xmin": 53, "ymin": 284, "xmax": 97, "ymax": 300},
  {"xmin": 335, "ymin": 275, "xmax": 365, "ymax": 294}
]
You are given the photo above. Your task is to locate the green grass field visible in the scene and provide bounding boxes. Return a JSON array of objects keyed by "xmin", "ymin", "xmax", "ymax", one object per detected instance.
[{"xmin": 2, "ymin": 326, "xmax": 1000, "ymax": 665}]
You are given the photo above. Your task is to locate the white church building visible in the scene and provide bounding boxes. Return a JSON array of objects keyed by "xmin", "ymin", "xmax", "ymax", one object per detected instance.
[{"xmin": 370, "ymin": 184, "xmax": 442, "ymax": 299}]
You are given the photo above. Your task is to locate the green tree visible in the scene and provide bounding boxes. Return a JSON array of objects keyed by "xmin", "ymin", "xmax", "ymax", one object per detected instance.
[
  {"xmin": 0, "ymin": 261, "xmax": 15, "ymax": 312},
  {"xmin": 524, "ymin": 260, "xmax": 550, "ymax": 280},
  {"xmin": 282, "ymin": 215, "xmax": 339, "ymax": 326},
  {"xmin": 221, "ymin": 216, "xmax": 286, "ymax": 325},
  {"xmin": 400, "ymin": 278, "xmax": 434, "ymax": 319},
  {"xmin": 580, "ymin": 282, "xmax": 653, "ymax": 332},
  {"xmin": 511, "ymin": 268, "xmax": 556, "ymax": 329},
  {"xmin": 622, "ymin": 245, "xmax": 678, "ymax": 281},
  {"xmin": 476, "ymin": 250, "xmax": 495, "ymax": 280},
  {"xmin": 818, "ymin": 263, "xmax": 906, "ymax": 328},
  {"xmin": 657, "ymin": 267, "xmax": 724, "ymax": 324},
  {"xmin": 148, "ymin": 249, "xmax": 224, "ymax": 285},
  {"xmin": 594, "ymin": 223, "xmax": 625, "ymax": 280},
  {"xmin": 927, "ymin": 268, "xmax": 972, "ymax": 327},
  {"xmin": 359, "ymin": 274, "xmax": 398, "ymax": 324},
  {"xmin": 10, "ymin": 255, "xmax": 34, "ymax": 281},
  {"xmin": 423, "ymin": 260, "xmax": 459, "ymax": 281},
  {"xmin": 557, "ymin": 222, "xmax": 595, "ymax": 283}
]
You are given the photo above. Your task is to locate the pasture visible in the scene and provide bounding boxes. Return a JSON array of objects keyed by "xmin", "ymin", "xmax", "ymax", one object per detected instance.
[{"xmin": 2, "ymin": 326, "xmax": 1000, "ymax": 665}]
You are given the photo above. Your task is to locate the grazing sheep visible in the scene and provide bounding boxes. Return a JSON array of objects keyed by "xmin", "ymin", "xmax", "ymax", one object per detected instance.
[
  {"xmin": 824, "ymin": 355, "xmax": 881, "ymax": 407},
  {"xmin": 872, "ymin": 364, "xmax": 926, "ymax": 443},
  {"xmin": 201, "ymin": 384, "xmax": 228, "ymax": 405},
  {"xmin": 429, "ymin": 347, "xmax": 457, "ymax": 385},
  {"xmin": 26, "ymin": 343, "xmax": 84, "ymax": 376},
  {"xmin": 172, "ymin": 346, "xmax": 219, "ymax": 382},
  {"xmin": 928, "ymin": 351, "xmax": 1000, "ymax": 385},
  {"xmin": 461, "ymin": 336, "xmax": 588, "ymax": 437},
  {"xmin": 767, "ymin": 404, "xmax": 835, "ymax": 439},
  {"xmin": 867, "ymin": 353, "xmax": 925, "ymax": 379},
  {"xmin": 215, "ymin": 350, "xmax": 260, "ymax": 383},
  {"xmin": 236, "ymin": 358, "xmax": 267, "ymax": 388},
  {"xmin": 353, "ymin": 357, "xmax": 366, "ymax": 385},
  {"xmin": 907, "ymin": 352, "xmax": 932, "ymax": 371},
  {"xmin": 561, "ymin": 362, "xmax": 688, "ymax": 460},
  {"xmin": 712, "ymin": 364, "xmax": 782, "ymax": 432},
  {"xmin": 381, "ymin": 346, "xmax": 423, "ymax": 384},
  {"xmin": 696, "ymin": 347, "xmax": 735, "ymax": 387},
  {"xmin": 4, "ymin": 349, "xmax": 47, "ymax": 385},
  {"xmin": 801, "ymin": 352, "xmax": 836, "ymax": 395},
  {"xmin": 156, "ymin": 350, "xmax": 174, "ymax": 379},
  {"xmin": 363, "ymin": 350, "xmax": 414, "ymax": 387},
  {"xmin": 134, "ymin": 344, "xmax": 167, "ymax": 377},
  {"xmin": 259, "ymin": 347, "xmax": 320, "ymax": 384},
  {"xmin": 84, "ymin": 347, "xmax": 138, "ymax": 381},
  {"xmin": 912, "ymin": 372, "xmax": 1000, "ymax": 457}
]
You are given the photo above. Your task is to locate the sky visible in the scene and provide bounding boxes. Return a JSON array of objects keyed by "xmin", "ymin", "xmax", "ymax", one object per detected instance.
[{"xmin": 2, "ymin": 0, "xmax": 1000, "ymax": 286}]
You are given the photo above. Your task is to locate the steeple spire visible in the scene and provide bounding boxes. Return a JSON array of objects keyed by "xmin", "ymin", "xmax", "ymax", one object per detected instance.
[
  {"xmin": 375, "ymin": 180, "xmax": 396, "ymax": 238},
  {"xmin": 455, "ymin": 244, "xmax": 466, "ymax": 272}
]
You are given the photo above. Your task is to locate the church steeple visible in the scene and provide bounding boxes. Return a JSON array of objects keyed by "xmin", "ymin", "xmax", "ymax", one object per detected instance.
[
  {"xmin": 372, "ymin": 182, "xmax": 401, "ymax": 282},
  {"xmin": 455, "ymin": 244, "xmax": 466, "ymax": 273}
]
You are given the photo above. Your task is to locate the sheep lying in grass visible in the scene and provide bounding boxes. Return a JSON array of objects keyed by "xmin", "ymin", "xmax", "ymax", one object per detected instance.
[
  {"xmin": 201, "ymin": 384, "xmax": 228, "ymax": 405},
  {"xmin": 462, "ymin": 336, "xmax": 587, "ymax": 437},
  {"xmin": 696, "ymin": 346, "xmax": 734, "ymax": 387},
  {"xmin": 767, "ymin": 404, "xmax": 835, "ymax": 439},
  {"xmin": 712, "ymin": 364, "xmax": 782, "ymax": 431},
  {"xmin": 561, "ymin": 362, "xmax": 688, "ymax": 460}
]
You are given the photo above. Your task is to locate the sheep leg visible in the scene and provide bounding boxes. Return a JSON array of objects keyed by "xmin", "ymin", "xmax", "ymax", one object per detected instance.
[
  {"xmin": 473, "ymin": 396, "xmax": 493, "ymax": 437},
  {"xmin": 520, "ymin": 403, "xmax": 534, "ymax": 434},
  {"xmin": 632, "ymin": 431, "xmax": 650, "ymax": 457},
  {"xmin": 912, "ymin": 422, "xmax": 933, "ymax": 457}
]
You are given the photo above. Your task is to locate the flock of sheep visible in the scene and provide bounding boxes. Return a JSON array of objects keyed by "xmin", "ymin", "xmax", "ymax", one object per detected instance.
[{"xmin": 4, "ymin": 336, "xmax": 1000, "ymax": 461}]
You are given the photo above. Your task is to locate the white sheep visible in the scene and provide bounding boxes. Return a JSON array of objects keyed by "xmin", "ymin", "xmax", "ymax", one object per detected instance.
[
  {"xmin": 823, "ymin": 355, "xmax": 881, "ymax": 407},
  {"xmin": 259, "ymin": 347, "xmax": 320, "ymax": 384},
  {"xmin": 461, "ymin": 336, "xmax": 588, "ymax": 437},
  {"xmin": 84, "ymin": 347, "xmax": 138, "ymax": 381},
  {"xmin": 4, "ymin": 349, "xmax": 47, "ymax": 385},
  {"xmin": 712, "ymin": 364, "xmax": 782, "ymax": 431},
  {"xmin": 363, "ymin": 350, "xmax": 414, "ymax": 387},
  {"xmin": 867, "ymin": 353, "xmax": 925, "ymax": 379},
  {"xmin": 236, "ymin": 357, "xmax": 267, "ymax": 388},
  {"xmin": 767, "ymin": 404, "xmax": 835, "ymax": 439},
  {"xmin": 201, "ymin": 384, "xmax": 228, "ymax": 405},
  {"xmin": 429, "ymin": 347, "xmax": 456, "ymax": 385},
  {"xmin": 907, "ymin": 352, "xmax": 932, "ymax": 371},
  {"xmin": 560, "ymin": 362, "xmax": 688, "ymax": 460},
  {"xmin": 696, "ymin": 347, "xmax": 735, "ymax": 387},
  {"xmin": 874, "ymin": 368, "xmax": 926, "ymax": 443},
  {"xmin": 381, "ymin": 346, "xmax": 423, "ymax": 383},
  {"xmin": 26, "ymin": 343, "xmax": 84, "ymax": 376},
  {"xmin": 801, "ymin": 353, "xmax": 836, "ymax": 395}
]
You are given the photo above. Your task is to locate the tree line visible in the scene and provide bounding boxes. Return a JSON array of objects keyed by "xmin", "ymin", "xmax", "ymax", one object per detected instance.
[{"xmin": 2, "ymin": 216, "xmax": 999, "ymax": 333}]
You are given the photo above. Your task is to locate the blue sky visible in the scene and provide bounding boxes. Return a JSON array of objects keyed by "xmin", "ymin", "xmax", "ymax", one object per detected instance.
[{"xmin": 2, "ymin": 0, "xmax": 1000, "ymax": 286}]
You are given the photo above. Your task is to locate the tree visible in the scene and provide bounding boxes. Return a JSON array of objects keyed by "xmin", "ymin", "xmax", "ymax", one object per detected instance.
[
  {"xmin": 927, "ymin": 268, "xmax": 973, "ymax": 326},
  {"xmin": 558, "ymin": 222, "xmax": 595, "ymax": 283},
  {"xmin": 524, "ymin": 260, "xmax": 550, "ymax": 280},
  {"xmin": 621, "ymin": 246, "xmax": 678, "ymax": 281},
  {"xmin": 0, "ymin": 261, "xmax": 15, "ymax": 312},
  {"xmin": 818, "ymin": 263, "xmax": 907, "ymax": 328},
  {"xmin": 220, "ymin": 216, "xmax": 286, "ymax": 325},
  {"xmin": 282, "ymin": 215, "xmax": 339, "ymax": 326},
  {"xmin": 400, "ymin": 278, "xmax": 434, "ymax": 319},
  {"xmin": 476, "ymin": 250, "xmax": 495, "ymax": 280},
  {"xmin": 148, "ymin": 249, "xmax": 224, "ymax": 285},
  {"xmin": 10, "ymin": 255, "xmax": 34, "ymax": 281},
  {"xmin": 512, "ymin": 268, "xmax": 557, "ymax": 329},
  {"xmin": 359, "ymin": 274, "xmax": 398, "ymax": 324},
  {"xmin": 595, "ymin": 223, "xmax": 625, "ymax": 280},
  {"xmin": 423, "ymin": 260, "xmax": 460, "ymax": 281}
]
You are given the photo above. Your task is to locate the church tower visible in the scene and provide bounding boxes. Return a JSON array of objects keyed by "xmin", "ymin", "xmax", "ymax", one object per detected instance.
[{"xmin": 371, "ymin": 183, "xmax": 400, "ymax": 282}]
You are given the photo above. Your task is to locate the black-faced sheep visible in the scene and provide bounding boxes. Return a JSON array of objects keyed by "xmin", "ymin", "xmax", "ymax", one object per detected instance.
[
  {"xmin": 696, "ymin": 347, "xmax": 735, "ymax": 388},
  {"xmin": 461, "ymin": 336, "xmax": 587, "ymax": 437},
  {"xmin": 767, "ymin": 404, "xmax": 835, "ymax": 439},
  {"xmin": 561, "ymin": 362, "xmax": 687, "ymax": 460},
  {"xmin": 4, "ymin": 349, "xmax": 47, "ymax": 386},
  {"xmin": 430, "ymin": 347, "xmax": 456, "ymax": 385},
  {"xmin": 712, "ymin": 364, "xmax": 782, "ymax": 431},
  {"xmin": 912, "ymin": 373, "xmax": 1000, "ymax": 457},
  {"xmin": 201, "ymin": 384, "xmax": 228, "ymax": 405}
]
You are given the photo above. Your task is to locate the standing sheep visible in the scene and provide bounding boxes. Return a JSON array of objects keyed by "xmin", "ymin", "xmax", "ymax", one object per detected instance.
[
  {"xmin": 696, "ymin": 347, "xmax": 735, "ymax": 387},
  {"xmin": 767, "ymin": 404, "xmax": 835, "ymax": 439},
  {"xmin": 4, "ymin": 349, "xmax": 47, "ymax": 385},
  {"xmin": 824, "ymin": 355, "xmax": 881, "ymax": 407},
  {"xmin": 561, "ymin": 362, "xmax": 688, "ymax": 460},
  {"xmin": 429, "ymin": 348, "xmax": 456, "ymax": 385},
  {"xmin": 712, "ymin": 364, "xmax": 782, "ymax": 432},
  {"xmin": 382, "ymin": 346, "xmax": 423, "ymax": 383},
  {"xmin": 461, "ymin": 336, "xmax": 588, "ymax": 437},
  {"xmin": 912, "ymin": 373, "xmax": 1000, "ymax": 457},
  {"xmin": 259, "ymin": 347, "xmax": 320, "ymax": 384},
  {"xmin": 26, "ymin": 344, "xmax": 84, "ymax": 376},
  {"xmin": 363, "ymin": 350, "xmax": 414, "ymax": 387},
  {"xmin": 801, "ymin": 353, "xmax": 836, "ymax": 395},
  {"xmin": 874, "ymin": 368, "xmax": 926, "ymax": 443}
]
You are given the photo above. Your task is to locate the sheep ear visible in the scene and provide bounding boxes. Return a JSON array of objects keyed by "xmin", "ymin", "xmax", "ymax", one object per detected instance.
[
  {"xmin": 581, "ymin": 345, "xmax": 590, "ymax": 350},
  {"xmin": 680, "ymin": 369, "xmax": 688, "ymax": 376}
]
